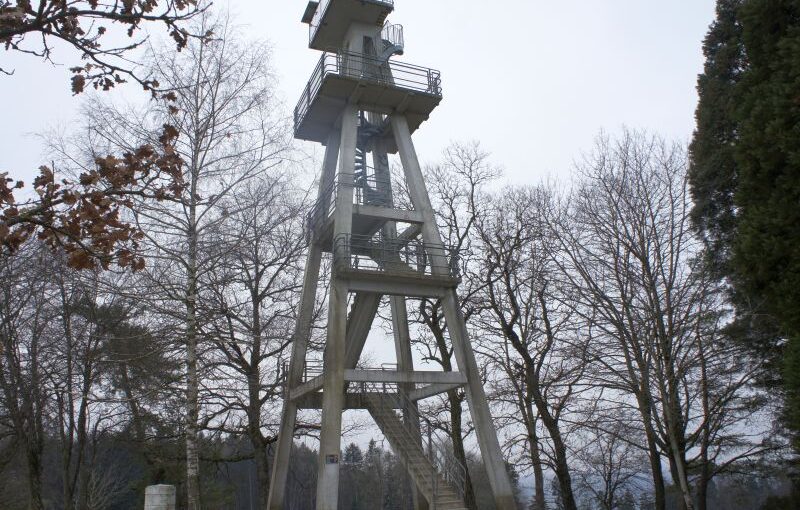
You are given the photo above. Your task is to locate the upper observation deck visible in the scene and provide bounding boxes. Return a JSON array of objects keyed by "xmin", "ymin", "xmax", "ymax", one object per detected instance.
[
  {"xmin": 302, "ymin": 0, "xmax": 395, "ymax": 51},
  {"xmin": 294, "ymin": 50, "xmax": 442, "ymax": 146}
]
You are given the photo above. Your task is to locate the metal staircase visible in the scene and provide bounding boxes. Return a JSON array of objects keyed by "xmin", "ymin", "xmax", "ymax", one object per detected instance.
[
  {"xmin": 379, "ymin": 22, "xmax": 404, "ymax": 61},
  {"xmin": 365, "ymin": 393, "xmax": 468, "ymax": 510},
  {"xmin": 354, "ymin": 113, "xmax": 388, "ymax": 203}
]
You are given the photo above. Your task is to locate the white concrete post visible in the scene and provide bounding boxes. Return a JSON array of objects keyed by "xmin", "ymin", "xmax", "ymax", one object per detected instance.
[
  {"xmin": 267, "ymin": 129, "xmax": 341, "ymax": 510},
  {"xmin": 391, "ymin": 113, "xmax": 518, "ymax": 510},
  {"xmin": 375, "ymin": 135, "xmax": 429, "ymax": 510},
  {"xmin": 316, "ymin": 104, "xmax": 359, "ymax": 510},
  {"xmin": 442, "ymin": 289, "xmax": 518, "ymax": 510},
  {"xmin": 390, "ymin": 115, "xmax": 450, "ymax": 276},
  {"xmin": 144, "ymin": 485, "xmax": 176, "ymax": 510}
]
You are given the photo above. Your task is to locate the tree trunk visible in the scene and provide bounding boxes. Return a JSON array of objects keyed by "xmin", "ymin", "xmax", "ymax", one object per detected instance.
[
  {"xmin": 186, "ymin": 293, "xmax": 201, "ymax": 509},
  {"xmin": 696, "ymin": 335, "xmax": 711, "ymax": 510},
  {"xmin": 524, "ymin": 368, "xmax": 575, "ymax": 510},
  {"xmin": 634, "ymin": 389, "xmax": 667, "ymax": 510},
  {"xmin": 252, "ymin": 432, "xmax": 270, "ymax": 510},
  {"xmin": 523, "ymin": 399, "xmax": 546, "ymax": 510},
  {"xmin": 26, "ymin": 442, "xmax": 45, "ymax": 510},
  {"xmin": 248, "ymin": 357, "xmax": 271, "ymax": 509},
  {"xmin": 448, "ymin": 390, "xmax": 477, "ymax": 510},
  {"xmin": 662, "ymin": 372, "xmax": 694, "ymax": 510},
  {"xmin": 186, "ymin": 201, "xmax": 201, "ymax": 509},
  {"xmin": 537, "ymin": 408, "xmax": 577, "ymax": 510}
]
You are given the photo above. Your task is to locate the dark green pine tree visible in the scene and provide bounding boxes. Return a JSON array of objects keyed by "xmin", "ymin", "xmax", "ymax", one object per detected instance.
[
  {"xmin": 733, "ymin": 0, "xmax": 800, "ymax": 449},
  {"xmin": 690, "ymin": 0, "xmax": 800, "ymax": 451},
  {"xmin": 689, "ymin": 0, "xmax": 746, "ymax": 276},
  {"xmin": 689, "ymin": 0, "xmax": 781, "ymax": 368}
]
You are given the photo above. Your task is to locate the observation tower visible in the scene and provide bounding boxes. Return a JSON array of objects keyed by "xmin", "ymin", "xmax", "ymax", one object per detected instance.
[{"xmin": 268, "ymin": 2, "xmax": 518, "ymax": 509}]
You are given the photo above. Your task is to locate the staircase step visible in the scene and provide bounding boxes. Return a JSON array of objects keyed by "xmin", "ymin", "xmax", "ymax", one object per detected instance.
[{"xmin": 366, "ymin": 395, "xmax": 468, "ymax": 510}]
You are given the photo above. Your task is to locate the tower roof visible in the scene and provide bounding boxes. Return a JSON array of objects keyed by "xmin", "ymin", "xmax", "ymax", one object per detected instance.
[
  {"xmin": 301, "ymin": 1, "xmax": 319, "ymax": 24},
  {"xmin": 302, "ymin": 0, "xmax": 395, "ymax": 51}
]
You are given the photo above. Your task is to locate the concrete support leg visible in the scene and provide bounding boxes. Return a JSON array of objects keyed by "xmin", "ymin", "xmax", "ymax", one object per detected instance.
[
  {"xmin": 267, "ymin": 247, "xmax": 323, "ymax": 510},
  {"xmin": 344, "ymin": 292, "xmax": 382, "ymax": 369},
  {"xmin": 390, "ymin": 294, "xmax": 429, "ymax": 510},
  {"xmin": 268, "ymin": 130, "xmax": 340, "ymax": 510},
  {"xmin": 443, "ymin": 290, "xmax": 517, "ymax": 510},
  {"xmin": 315, "ymin": 280, "xmax": 350, "ymax": 510},
  {"xmin": 315, "ymin": 105, "xmax": 358, "ymax": 510},
  {"xmin": 391, "ymin": 113, "xmax": 517, "ymax": 510}
]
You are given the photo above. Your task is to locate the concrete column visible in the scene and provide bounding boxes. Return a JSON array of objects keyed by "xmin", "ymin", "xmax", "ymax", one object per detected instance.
[
  {"xmin": 390, "ymin": 115, "xmax": 449, "ymax": 275},
  {"xmin": 374, "ymin": 135, "xmax": 428, "ymax": 510},
  {"xmin": 319, "ymin": 129, "xmax": 343, "ymax": 217},
  {"xmin": 442, "ymin": 289, "xmax": 517, "ymax": 510},
  {"xmin": 144, "ymin": 485, "xmax": 176, "ymax": 510},
  {"xmin": 268, "ymin": 130, "xmax": 340, "ymax": 510},
  {"xmin": 391, "ymin": 113, "xmax": 518, "ymax": 510},
  {"xmin": 316, "ymin": 104, "xmax": 359, "ymax": 510},
  {"xmin": 344, "ymin": 292, "xmax": 382, "ymax": 369}
]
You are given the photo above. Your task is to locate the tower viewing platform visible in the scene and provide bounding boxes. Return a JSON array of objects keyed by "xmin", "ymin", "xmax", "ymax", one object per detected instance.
[
  {"xmin": 294, "ymin": 50, "xmax": 442, "ymax": 145},
  {"xmin": 295, "ymin": 0, "xmax": 441, "ymax": 147},
  {"xmin": 304, "ymin": 0, "xmax": 395, "ymax": 50}
]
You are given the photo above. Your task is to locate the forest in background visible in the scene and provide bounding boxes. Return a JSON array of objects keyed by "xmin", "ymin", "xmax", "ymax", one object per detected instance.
[{"xmin": 1, "ymin": 1, "xmax": 799, "ymax": 510}]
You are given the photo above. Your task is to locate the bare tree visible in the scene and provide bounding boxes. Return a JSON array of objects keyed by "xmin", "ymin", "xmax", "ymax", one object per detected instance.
[
  {"xmin": 474, "ymin": 186, "xmax": 586, "ymax": 510},
  {"xmin": 0, "ymin": 0, "xmax": 203, "ymax": 92},
  {"xmin": 75, "ymin": 12, "xmax": 293, "ymax": 507},
  {"xmin": 202, "ymin": 175, "xmax": 307, "ymax": 509},
  {"xmin": 572, "ymin": 420, "xmax": 649, "ymax": 510},
  {"xmin": 0, "ymin": 243, "xmax": 51, "ymax": 510},
  {"xmin": 553, "ymin": 130, "xmax": 770, "ymax": 510},
  {"xmin": 50, "ymin": 268, "xmax": 108, "ymax": 510}
]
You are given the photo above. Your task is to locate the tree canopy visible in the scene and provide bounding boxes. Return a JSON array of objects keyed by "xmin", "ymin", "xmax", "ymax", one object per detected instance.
[
  {"xmin": 690, "ymin": 0, "xmax": 800, "ymax": 449},
  {"xmin": 1, "ymin": 0, "xmax": 203, "ymax": 92},
  {"xmin": 0, "ymin": 1, "xmax": 207, "ymax": 270}
]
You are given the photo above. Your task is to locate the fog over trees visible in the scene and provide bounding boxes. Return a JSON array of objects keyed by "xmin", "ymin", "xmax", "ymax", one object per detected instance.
[{"xmin": 1, "ymin": 2, "xmax": 799, "ymax": 510}]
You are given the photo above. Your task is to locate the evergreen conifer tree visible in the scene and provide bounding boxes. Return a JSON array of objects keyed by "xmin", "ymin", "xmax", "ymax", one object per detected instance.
[{"xmin": 690, "ymin": 0, "xmax": 800, "ymax": 449}]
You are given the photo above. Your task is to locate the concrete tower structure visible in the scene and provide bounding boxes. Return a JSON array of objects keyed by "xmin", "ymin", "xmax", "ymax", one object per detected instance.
[{"xmin": 268, "ymin": 2, "xmax": 518, "ymax": 509}]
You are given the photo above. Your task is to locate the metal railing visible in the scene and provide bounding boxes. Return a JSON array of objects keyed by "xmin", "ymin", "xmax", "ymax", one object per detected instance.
[
  {"xmin": 363, "ymin": 385, "xmax": 468, "ymax": 505},
  {"xmin": 305, "ymin": 174, "xmax": 394, "ymax": 243},
  {"xmin": 332, "ymin": 234, "xmax": 460, "ymax": 279},
  {"xmin": 395, "ymin": 390, "xmax": 467, "ymax": 503},
  {"xmin": 309, "ymin": 0, "xmax": 396, "ymax": 45},
  {"xmin": 294, "ymin": 50, "xmax": 442, "ymax": 134},
  {"xmin": 380, "ymin": 22, "xmax": 404, "ymax": 55},
  {"xmin": 281, "ymin": 360, "xmax": 324, "ymax": 385}
]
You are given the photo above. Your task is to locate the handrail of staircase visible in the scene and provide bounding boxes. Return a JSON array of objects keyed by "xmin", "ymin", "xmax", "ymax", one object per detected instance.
[
  {"xmin": 359, "ymin": 381, "xmax": 441, "ymax": 507},
  {"xmin": 430, "ymin": 437, "xmax": 467, "ymax": 501},
  {"xmin": 305, "ymin": 173, "xmax": 394, "ymax": 244},
  {"xmin": 380, "ymin": 22, "xmax": 404, "ymax": 57},
  {"xmin": 390, "ymin": 386, "xmax": 468, "ymax": 504},
  {"xmin": 397, "ymin": 391, "xmax": 467, "ymax": 500}
]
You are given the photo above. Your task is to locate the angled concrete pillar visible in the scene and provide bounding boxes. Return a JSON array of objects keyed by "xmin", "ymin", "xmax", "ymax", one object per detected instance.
[
  {"xmin": 268, "ymin": 129, "xmax": 340, "ymax": 510},
  {"xmin": 392, "ymin": 113, "xmax": 518, "ymax": 510},
  {"xmin": 315, "ymin": 104, "xmax": 359, "ymax": 510}
]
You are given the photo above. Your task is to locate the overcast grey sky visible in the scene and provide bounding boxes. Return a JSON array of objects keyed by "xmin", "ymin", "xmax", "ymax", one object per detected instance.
[{"xmin": 1, "ymin": 1, "xmax": 716, "ymax": 187}]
